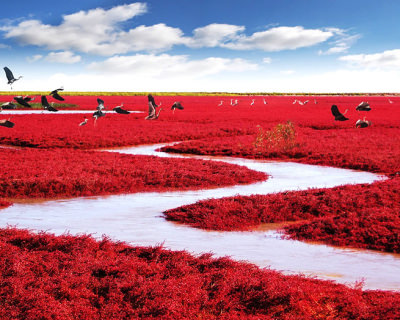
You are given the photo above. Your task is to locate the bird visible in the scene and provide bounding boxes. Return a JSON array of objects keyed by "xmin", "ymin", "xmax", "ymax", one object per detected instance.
[
  {"xmin": 14, "ymin": 96, "xmax": 32, "ymax": 108},
  {"xmin": 0, "ymin": 118, "xmax": 15, "ymax": 128},
  {"xmin": 79, "ymin": 117, "xmax": 88, "ymax": 126},
  {"xmin": 314, "ymin": 99, "xmax": 317, "ymax": 104},
  {"xmin": 232, "ymin": 99, "xmax": 238, "ymax": 106},
  {"xmin": 292, "ymin": 99, "xmax": 298, "ymax": 104},
  {"xmin": 250, "ymin": 99, "xmax": 255, "ymax": 106},
  {"xmin": 96, "ymin": 98, "xmax": 106, "ymax": 111},
  {"xmin": 263, "ymin": 98, "xmax": 267, "ymax": 104},
  {"xmin": 356, "ymin": 101, "xmax": 371, "ymax": 111},
  {"xmin": 331, "ymin": 105, "xmax": 349, "ymax": 121},
  {"xmin": 303, "ymin": 100, "xmax": 309, "ymax": 105},
  {"xmin": 113, "ymin": 103, "xmax": 130, "ymax": 114},
  {"xmin": 50, "ymin": 87, "xmax": 64, "ymax": 101},
  {"xmin": 148, "ymin": 107, "xmax": 163, "ymax": 120},
  {"xmin": 22, "ymin": 96, "xmax": 35, "ymax": 102},
  {"xmin": 41, "ymin": 95, "xmax": 58, "ymax": 112},
  {"xmin": 171, "ymin": 101, "xmax": 184, "ymax": 114},
  {"xmin": 3, "ymin": 67, "xmax": 22, "ymax": 89},
  {"xmin": 388, "ymin": 99, "xmax": 394, "ymax": 104},
  {"xmin": 1, "ymin": 101, "xmax": 17, "ymax": 109},
  {"xmin": 218, "ymin": 100, "xmax": 223, "ymax": 106},
  {"xmin": 356, "ymin": 117, "xmax": 372, "ymax": 128}
]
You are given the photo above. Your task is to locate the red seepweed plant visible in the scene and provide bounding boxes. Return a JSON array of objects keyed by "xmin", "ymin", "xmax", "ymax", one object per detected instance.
[{"xmin": 0, "ymin": 227, "xmax": 399, "ymax": 319}]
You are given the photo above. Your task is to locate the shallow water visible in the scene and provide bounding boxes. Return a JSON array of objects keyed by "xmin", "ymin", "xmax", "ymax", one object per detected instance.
[
  {"xmin": 0, "ymin": 110, "xmax": 143, "ymax": 114},
  {"xmin": 1, "ymin": 143, "xmax": 399, "ymax": 291}
]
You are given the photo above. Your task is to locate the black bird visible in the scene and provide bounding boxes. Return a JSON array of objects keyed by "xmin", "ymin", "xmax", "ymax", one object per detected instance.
[
  {"xmin": 41, "ymin": 95, "xmax": 58, "ymax": 112},
  {"xmin": 331, "ymin": 105, "xmax": 349, "ymax": 121},
  {"xmin": 171, "ymin": 101, "xmax": 184, "ymax": 113},
  {"xmin": 113, "ymin": 103, "xmax": 130, "ymax": 114},
  {"xmin": 14, "ymin": 96, "xmax": 32, "ymax": 108},
  {"xmin": 50, "ymin": 87, "xmax": 65, "ymax": 101},
  {"xmin": 93, "ymin": 98, "xmax": 106, "ymax": 123},
  {"xmin": 1, "ymin": 101, "xmax": 17, "ymax": 109},
  {"xmin": 97, "ymin": 98, "xmax": 106, "ymax": 111},
  {"xmin": 356, "ymin": 101, "xmax": 371, "ymax": 111},
  {"xmin": 0, "ymin": 118, "xmax": 15, "ymax": 128},
  {"xmin": 3, "ymin": 67, "xmax": 22, "ymax": 89}
]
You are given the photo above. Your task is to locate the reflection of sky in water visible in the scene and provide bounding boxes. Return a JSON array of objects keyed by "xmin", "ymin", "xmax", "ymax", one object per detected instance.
[
  {"xmin": 1, "ymin": 110, "xmax": 143, "ymax": 114},
  {"xmin": 1, "ymin": 143, "xmax": 398, "ymax": 291}
]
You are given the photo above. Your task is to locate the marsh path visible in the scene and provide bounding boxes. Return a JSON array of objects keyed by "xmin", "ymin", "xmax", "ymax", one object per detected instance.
[{"xmin": 1, "ymin": 142, "xmax": 399, "ymax": 291}]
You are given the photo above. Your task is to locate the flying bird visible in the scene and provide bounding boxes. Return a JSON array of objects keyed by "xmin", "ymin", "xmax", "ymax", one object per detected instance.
[
  {"xmin": 356, "ymin": 117, "xmax": 372, "ymax": 128},
  {"xmin": 41, "ymin": 95, "xmax": 58, "ymax": 112},
  {"xmin": 14, "ymin": 96, "xmax": 32, "ymax": 108},
  {"xmin": 356, "ymin": 101, "xmax": 371, "ymax": 111},
  {"xmin": 171, "ymin": 101, "xmax": 184, "ymax": 113},
  {"xmin": 50, "ymin": 87, "xmax": 64, "ymax": 101},
  {"xmin": 145, "ymin": 107, "xmax": 163, "ymax": 120},
  {"xmin": 113, "ymin": 103, "xmax": 130, "ymax": 114},
  {"xmin": 0, "ymin": 118, "xmax": 15, "ymax": 128},
  {"xmin": 331, "ymin": 105, "xmax": 349, "ymax": 121},
  {"xmin": 3, "ymin": 67, "xmax": 22, "ymax": 89}
]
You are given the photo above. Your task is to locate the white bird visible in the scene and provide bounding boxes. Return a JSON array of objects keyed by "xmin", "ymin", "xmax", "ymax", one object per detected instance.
[
  {"xmin": 250, "ymin": 99, "xmax": 255, "ymax": 106},
  {"xmin": 218, "ymin": 100, "xmax": 223, "ymax": 106},
  {"xmin": 388, "ymin": 99, "xmax": 394, "ymax": 104},
  {"xmin": 79, "ymin": 118, "xmax": 88, "ymax": 126},
  {"xmin": 292, "ymin": 99, "xmax": 298, "ymax": 104},
  {"xmin": 263, "ymin": 98, "xmax": 267, "ymax": 104}
]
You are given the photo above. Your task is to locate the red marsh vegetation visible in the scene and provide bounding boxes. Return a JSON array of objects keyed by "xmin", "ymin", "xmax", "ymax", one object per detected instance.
[
  {"xmin": 0, "ymin": 147, "xmax": 266, "ymax": 199},
  {"xmin": 1, "ymin": 227, "xmax": 399, "ymax": 319}
]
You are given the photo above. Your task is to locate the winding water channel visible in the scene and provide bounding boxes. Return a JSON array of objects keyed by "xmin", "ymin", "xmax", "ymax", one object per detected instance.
[{"xmin": 1, "ymin": 143, "xmax": 399, "ymax": 291}]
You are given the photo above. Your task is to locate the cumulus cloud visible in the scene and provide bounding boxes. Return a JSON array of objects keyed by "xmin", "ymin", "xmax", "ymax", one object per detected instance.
[
  {"xmin": 339, "ymin": 49, "xmax": 400, "ymax": 68},
  {"xmin": 45, "ymin": 51, "xmax": 81, "ymax": 64},
  {"xmin": 87, "ymin": 53, "xmax": 257, "ymax": 78},
  {"xmin": 1, "ymin": 3, "xmax": 335, "ymax": 55},
  {"xmin": 1, "ymin": 3, "xmax": 150, "ymax": 55},
  {"xmin": 222, "ymin": 26, "xmax": 333, "ymax": 51},
  {"xmin": 187, "ymin": 24, "xmax": 244, "ymax": 48},
  {"xmin": 263, "ymin": 57, "xmax": 272, "ymax": 64}
]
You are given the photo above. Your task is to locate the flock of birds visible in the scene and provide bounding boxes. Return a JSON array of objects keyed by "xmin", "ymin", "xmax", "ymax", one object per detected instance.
[
  {"xmin": 1, "ymin": 66, "xmax": 187, "ymax": 128},
  {"xmin": 0, "ymin": 66, "xmax": 394, "ymax": 130},
  {"xmin": 331, "ymin": 101, "xmax": 372, "ymax": 128}
]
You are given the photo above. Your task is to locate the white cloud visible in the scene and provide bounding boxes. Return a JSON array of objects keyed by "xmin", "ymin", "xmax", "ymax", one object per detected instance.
[
  {"xmin": 339, "ymin": 49, "xmax": 400, "ymax": 68},
  {"xmin": 0, "ymin": 43, "xmax": 9, "ymax": 49},
  {"xmin": 187, "ymin": 24, "xmax": 244, "ymax": 48},
  {"xmin": 1, "ymin": 3, "xmax": 335, "ymax": 55},
  {"xmin": 319, "ymin": 29, "xmax": 361, "ymax": 55},
  {"xmin": 45, "ymin": 51, "xmax": 81, "ymax": 64},
  {"xmin": 1, "ymin": 3, "xmax": 148, "ymax": 55},
  {"xmin": 26, "ymin": 54, "xmax": 43, "ymax": 62},
  {"xmin": 263, "ymin": 57, "xmax": 272, "ymax": 64},
  {"xmin": 87, "ymin": 53, "xmax": 257, "ymax": 78},
  {"xmin": 222, "ymin": 26, "xmax": 333, "ymax": 51}
]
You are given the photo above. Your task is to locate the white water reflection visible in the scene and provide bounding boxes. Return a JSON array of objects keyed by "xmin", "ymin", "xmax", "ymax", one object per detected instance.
[
  {"xmin": 0, "ymin": 110, "xmax": 143, "ymax": 114},
  {"xmin": 1, "ymin": 143, "xmax": 398, "ymax": 291}
]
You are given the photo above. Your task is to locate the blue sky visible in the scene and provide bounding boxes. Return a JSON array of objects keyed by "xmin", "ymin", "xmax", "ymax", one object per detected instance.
[{"xmin": 1, "ymin": 0, "xmax": 399, "ymax": 92}]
